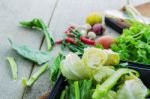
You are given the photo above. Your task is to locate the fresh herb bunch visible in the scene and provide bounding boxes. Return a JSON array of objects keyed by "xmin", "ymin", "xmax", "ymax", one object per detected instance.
[{"xmin": 111, "ymin": 21, "xmax": 150, "ymax": 64}]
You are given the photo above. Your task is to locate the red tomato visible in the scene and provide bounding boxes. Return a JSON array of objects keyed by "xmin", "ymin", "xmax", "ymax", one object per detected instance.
[{"xmin": 96, "ymin": 35, "xmax": 115, "ymax": 49}]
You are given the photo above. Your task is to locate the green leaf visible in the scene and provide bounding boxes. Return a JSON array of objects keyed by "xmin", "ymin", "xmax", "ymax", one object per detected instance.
[
  {"xmin": 79, "ymin": 79, "xmax": 92, "ymax": 99},
  {"xmin": 65, "ymin": 80, "xmax": 92, "ymax": 99},
  {"xmin": 60, "ymin": 53, "xmax": 92, "ymax": 80},
  {"xmin": 50, "ymin": 54, "xmax": 64, "ymax": 85},
  {"xmin": 111, "ymin": 21, "xmax": 150, "ymax": 64},
  {"xmin": 92, "ymin": 69, "xmax": 138, "ymax": 98},
  {"xmin": 95, "ymin": 44, "xmax": 104, "ymax": 49},
  {"xmin": 20, "ymin": 18, "xmax": 55, "ymax": 51},
  {"xmin": 9, "ymin": 39, "xmax": 50, "ymax": 65},
  {"xmin": 6, "ymin": 57, "xmax": 17, "ymax": 80},
  {"xmin": 100, "ymin": 90, "xmax": 117, "ymax": 99},
  {"xmin": 22, "ymin": 63, "xmax": 48, "ymax": 86},
  {"xmin": 93, "ymin": 66, "xmax": 115, "ymax": 83},
  {"xmin": 116, "ymin": 78, "xmax": 148, "ymax": 99}
]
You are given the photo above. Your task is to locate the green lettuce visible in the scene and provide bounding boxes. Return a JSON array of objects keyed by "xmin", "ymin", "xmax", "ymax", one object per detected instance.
[
  {"xmin": 82, "ymin": 47, "xmax": 108, "ymax": 68},
  {"xmin": 92, "ymin": 69, "xmax": 138, "ymax": 98},
  {"xmin": 60, "ymin": 53, "xmax": 91, "ymax": 80},
  {"xmin": 93, "ymin": 66, "xmax": 115, "ymax": 83},
  {"xmin": 116, "ymin": 78, "xmax": 148, "ymax": 99},
  {"xmin": 103, "ymin": 49, "xmax": 120, "ymax": 66}
]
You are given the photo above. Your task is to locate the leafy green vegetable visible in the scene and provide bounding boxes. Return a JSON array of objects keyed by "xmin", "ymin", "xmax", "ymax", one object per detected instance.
[
  {"xmin": 6, "ymin": 57, "xmax": 17, "ymax": 80},
  {"xmin": 111, "ymin": 21, "xmax": 150, "ymax": 64},
  {"xmin": 103, "ymin": 49, "xmax": 120, "ymax": 66},
  {"xmin": 60, "ymin": 53, "xmax": 92, "ymax": 80},
  {"xmin": 95, "ymin": 44, "xmax": 104, "ymax": 49},
  {"xmin": 50, "ymin": 54, "xmax": 64, "ymax": 85},
  {"xmin": 9, "ymin": 39, "xmax": 50, "ymax": 65},
  {"xmin": 20, "ymin": 18, "xmax": 54, "ymax": 51},
  {"xmin": 93, "ymin": 66, "xmax": 115, "ymax": 83},
  {"xmin": 22, "ymin": 63, "xmax": 48, "ymax": 86},
  {"xmin": 92, "ymin": 68, "xmax": 138, "ymax": 98},
  {"xmin": 64, "ymin": 80, "xmax": 92, "ymax": 99},
  {"xmin": 116, "ymin": 78, "xmax": 148, "ymax": 99},
  {"xmin": 60, "ymin": 48, "xmax": 120, "ymax": 80},
  {"xmin": 101, "ymin": 90, "xmax": 116, "ymax": 99},
  {"xmin": 82, "ymin": 47, "xmax": 108, "ymax": 68},
  {"xmin": 79, "ymin": 79, "xmax": 92, "ymax": 99}
]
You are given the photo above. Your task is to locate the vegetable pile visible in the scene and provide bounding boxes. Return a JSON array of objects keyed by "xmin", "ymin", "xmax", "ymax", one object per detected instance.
[
  {"xmin": 111, "ymin": 21, "xmax": 150, "ymax": 64},
  {"xmin": 56, "ymin": 12, "xmax": 108, "ymax": 54},
  {"xmin": 4, "ymin": 5, "xmax": 150, "ymax": 99},
  {"xmin": 54, "ymin": 47, "xmax": 149, "ymax": 99}
]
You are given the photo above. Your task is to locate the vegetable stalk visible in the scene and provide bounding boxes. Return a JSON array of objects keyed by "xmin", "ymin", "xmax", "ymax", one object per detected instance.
[
  {"xmin": 74, "ymin": 81, "xmax": 80, "ymax": 99},
  {"xmin": 22, "ymin": 63, "xmax": 48, "ymax": 86},
  {"xmin": 92, "ymin": 68, "xmax": 136, "ymax": 98},
  {"xmin": 6, "ymin": 57, "xmax": 17, "ymax": 80},
  {"xmin": 20, "ymin": 18, "xmax": 54, "ymax": 51}
]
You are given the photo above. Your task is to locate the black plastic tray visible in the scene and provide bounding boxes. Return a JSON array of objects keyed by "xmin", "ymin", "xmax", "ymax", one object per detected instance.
[{"xmin": 48, "ymin": 62, "xmax": 150, "ymax": 99}]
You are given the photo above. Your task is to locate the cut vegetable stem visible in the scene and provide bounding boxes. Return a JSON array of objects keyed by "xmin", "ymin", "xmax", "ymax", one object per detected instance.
[
  {"xmin": 22, "ymin": 63, "xmax": 48, "ymax": 86},
  {"xmin": 6, "ymin": 57, "xmax": 17, "ymax": 80},
  {"xmin": 20, "ymin": 18, "xmax": 55, "ymax": 51}
]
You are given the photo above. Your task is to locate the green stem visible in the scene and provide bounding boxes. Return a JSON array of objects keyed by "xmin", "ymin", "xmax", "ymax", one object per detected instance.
[
  {"xmin": 40, "ymin": 20, "xmax": 54, "ymax": 51},
  {"xmin": 6, "ymin": 57, "xmax": 17, "ymax": 80},
  {"xmin": 74, "ymin": 81, "xmax": 80, "ymax": 99},
  {"xmin": 60, "ymin": 89, "xmax": 66, "ymax": 99},
  {"xmin": 23, "ymin": 63, "xmax": 48, "ymax": 86},
  {"xmin": 92, "ymin": 69, "xmax": 136, "ymax": 98}
]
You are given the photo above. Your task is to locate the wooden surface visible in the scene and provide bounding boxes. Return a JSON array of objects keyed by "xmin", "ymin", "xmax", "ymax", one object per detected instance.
[{"xmin": 0, "ymin": 0, "xmax": 149, "ymax": 99}]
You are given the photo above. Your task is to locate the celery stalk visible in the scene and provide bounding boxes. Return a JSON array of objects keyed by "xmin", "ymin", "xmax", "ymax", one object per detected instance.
[
  {"xmin": 6, "ymin": 57, "xmax": 17, "ymax": 80},
  {"xmin": 92, "ymin": 69, "xmax": 135, "ymax": 98},
  {"xmin": 22, "ymin": 63, "xmax": 48, "ymax": 86}
]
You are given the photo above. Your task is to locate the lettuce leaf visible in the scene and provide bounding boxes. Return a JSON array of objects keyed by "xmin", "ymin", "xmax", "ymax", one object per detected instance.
[
  {"xmin": 93, "ymin": 66, "xmax": 115, "ymax": 83},
  {"xmin": 92, "ymin": 69, "xmax": 138, "ymax": 98},
  {"xmin": 101, "ymin": 90, "xmax": 116, "ymax": 99},
  {"xmin": 103, "ymin": 49, "xmax": 120, "ymax": 66},
  {"xmin": 60, "ymin": 53, "xmax": 91, "ymax": 80},
  {"xmin": 82, "ymin": 47, "xmax": 108, "ymax": 68},
  {"xmin": 116, "ymin": 78, "xmax": 148, "ymax": 99}
]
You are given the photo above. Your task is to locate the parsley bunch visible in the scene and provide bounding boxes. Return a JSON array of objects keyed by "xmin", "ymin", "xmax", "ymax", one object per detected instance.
[{"xmin": 111, "ymin": 21, "xmax": 150, "ymax": 64}]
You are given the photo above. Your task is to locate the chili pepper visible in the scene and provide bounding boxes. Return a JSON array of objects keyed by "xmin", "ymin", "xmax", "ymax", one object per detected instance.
[
  {"xmin": 65, "ymin": 37, "xmax": 76, "ymax": 44},
  {"xmin": 80, "ymin": 37, "xmax": 95, "ymax": 45},
  {"xmin": 55, "ymin": 40, "xmax": 62, "ymax": 44}
]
